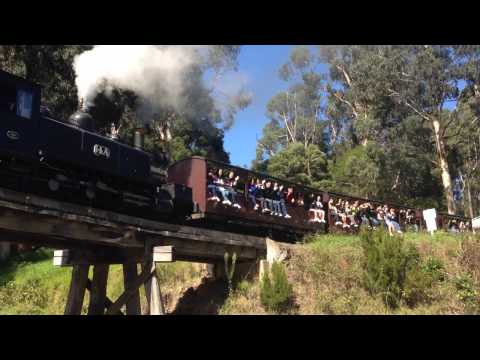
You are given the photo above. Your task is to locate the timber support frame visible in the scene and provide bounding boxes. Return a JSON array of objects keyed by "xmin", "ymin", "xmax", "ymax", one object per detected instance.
[{"xmin": 57, "ymin": 245, "xmax": 174, "ymax": 315}]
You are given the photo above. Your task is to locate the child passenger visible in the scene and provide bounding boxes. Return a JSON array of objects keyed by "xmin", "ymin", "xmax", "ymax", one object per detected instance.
[{"xmin": 309, "ymin": 195, "xmax": 326, "ymax": 223}]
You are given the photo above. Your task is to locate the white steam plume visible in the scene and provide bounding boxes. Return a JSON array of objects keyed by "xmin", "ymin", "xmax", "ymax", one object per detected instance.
[
  {"xmin": 73, "ymin": 45, "xmax": 252, "ymax": 127},
  {"xmin": 73, "ymin": 45, "xmax": 206, "ymax": 122}
]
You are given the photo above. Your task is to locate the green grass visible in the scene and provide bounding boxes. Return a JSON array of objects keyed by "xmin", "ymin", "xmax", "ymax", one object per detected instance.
[
  {"xmin": 2, "ymin": 231, "xmax": 480, "ymax": 315},
  {"xmin": 221, "ymin": 230, "xmax": 480, "ymax": 315}
]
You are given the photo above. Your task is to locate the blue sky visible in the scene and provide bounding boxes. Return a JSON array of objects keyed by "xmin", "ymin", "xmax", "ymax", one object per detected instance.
[{"xmin": 223, "ymin": 45, "xmax": 294, "ymax": 168}]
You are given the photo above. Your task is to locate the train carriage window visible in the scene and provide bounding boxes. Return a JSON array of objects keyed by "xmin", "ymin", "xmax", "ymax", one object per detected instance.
[
  {"xmin": 0, "ymin": 86, "xmax": 34, "ymax": 119},
  {"xmin": 16, "ymin": 89, "xmax": 33, "ymax": 119}
]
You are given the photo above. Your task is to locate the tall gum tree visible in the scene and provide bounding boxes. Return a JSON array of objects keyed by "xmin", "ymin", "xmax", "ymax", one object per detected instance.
[
  {"xmin": 381, "ymin": 46, "xmax": 459, "ymax": 214},
  {"xmin": 319, "ymin": 46, "xmax": 387, "ymax": 147},
  {"xmin": 254, "ymin": 46, "xmax": 327, "ymax": 180}
]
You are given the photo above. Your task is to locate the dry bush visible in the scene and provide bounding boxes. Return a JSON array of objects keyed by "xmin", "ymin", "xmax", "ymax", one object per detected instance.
[{"xmin": 459, "ymin": 235, "xmax": 480, "ymax": 286}]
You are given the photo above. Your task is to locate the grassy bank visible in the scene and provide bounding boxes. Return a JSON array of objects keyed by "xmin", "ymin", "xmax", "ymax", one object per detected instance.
[
  {"xmin": 1, "ymin": 231, "xmax": 480, "ymax": 315},
  {"xmin": 221, "ymin": 231, "xmax": 480, "ymax": 315}
]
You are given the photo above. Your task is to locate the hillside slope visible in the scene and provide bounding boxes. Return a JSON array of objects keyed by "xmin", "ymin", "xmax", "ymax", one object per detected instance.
[
  {"xmin": 1, "ymin": 231, "xmax": 480, "ymax": 315},
  {"xmin": 221, "ymin": 232, "xmax": 480, "ymax": 315}
]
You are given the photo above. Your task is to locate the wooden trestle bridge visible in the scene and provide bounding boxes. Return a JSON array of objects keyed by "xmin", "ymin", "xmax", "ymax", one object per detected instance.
[{"xmin": 0, "ymin": 187, "xmax": 271, "ymax": 315}]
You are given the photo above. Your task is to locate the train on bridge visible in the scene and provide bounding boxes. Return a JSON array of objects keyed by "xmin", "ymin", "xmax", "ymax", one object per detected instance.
[{"xmin": 0, "ymin": 70, "xmax": 471, "ymax": 243}]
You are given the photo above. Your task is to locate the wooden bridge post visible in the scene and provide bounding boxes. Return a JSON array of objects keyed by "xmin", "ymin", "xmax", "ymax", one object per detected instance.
[
  {"xmin": 64, "ymin": 264, "xmax": 90, "ymax": 315},
  {"xmin": 87, "ymin": 264, "xmax": 110, "ymax": 315},
  {"xmin": 0, "ymin": 242, "xmax": 11, "ymax": 261},
  {"xmin": 123, "ymin": 262, "xmax": 142, "ymax": 315},
  {"xmin": 142, "ymin": 260, "xmax": 165, "ymax": 315}
]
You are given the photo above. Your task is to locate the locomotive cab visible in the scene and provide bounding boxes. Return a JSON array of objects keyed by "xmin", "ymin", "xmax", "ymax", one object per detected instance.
[{"xmin": 0, "ymin": 70, "xmax": 41, "ymax": 160}]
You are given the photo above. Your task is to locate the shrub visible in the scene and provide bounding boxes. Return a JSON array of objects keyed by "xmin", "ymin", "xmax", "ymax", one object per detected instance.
[
  {"xmin": 421, "ymin": 256, "xmax": 446, "ymax": 282},
  {"xmin": 455, "ymin": 275, "xmax": 480, "ymax": 314},
  {"xmin": 459, "ymin": 235, "xmax": 480, "ymax": 285},
  {"xmin": 360, "ymin": 228, "xmax": 420, "ymax": 309},
  {"xmin": 260, "ymin": 262, "xmax": 294, "ymax": 313}
]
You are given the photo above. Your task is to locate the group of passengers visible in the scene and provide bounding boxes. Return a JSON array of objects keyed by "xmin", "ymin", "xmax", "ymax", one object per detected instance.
[
  {"xmin": 246, "ymin": 179, "xmax": 293, "ymax": 219},
  {"xmin": 207, "ymin": 168, "xmax": 242, "ymax": 209},
  {"xmin": 329, "ymin": 198, "xmax": 414, "ymax": 235},
  {"xmin": 207, "ymin": 168, "xmax": 329, "ymax": 223},
  {"xmin": 448, "ymin": 219, "xmax": 469, "ymax": 233}
]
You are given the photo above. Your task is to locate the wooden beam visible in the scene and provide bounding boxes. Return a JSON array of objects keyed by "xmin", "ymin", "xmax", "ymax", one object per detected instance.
[
  {"xmin": 85, "ymin": 278, "xmax": 123, "ymax": 315},
  {"xmin": 64, "ymin": 264, "xmax": 89, "ymax": 315},
  {"xmin": 105, "ymin": 266, "xmax": 153, "ymax": 315},
  {"xmin": 87, "ymin": 265, "xmax": 109, "ymax": 315},
  {"xmin": 123, "ymin": 262, "xmax": 142, "ymax": 315},
  {"xmin": 0, "ymin": 186, "xmax": 267, "ymax": 250},
  {"xmin": 53, "ymin": 249, "xmax": 144, "ymax": 266}
]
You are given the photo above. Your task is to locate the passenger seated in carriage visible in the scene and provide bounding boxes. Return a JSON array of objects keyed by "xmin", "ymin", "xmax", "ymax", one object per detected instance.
[
  {"xmin": 339, "ymin": 200, "xmax": 351, "ymax": 229},
  {"xmin": 248, "ymin": 178, "xmax": 259, "ymax": 210},
  {"xmin": 272, "ymin": 182, "xmax": 291, "ymax": 218},
  {"xmin": 448, "ymin": 219, "xmax": 460, "ymax": 233},
  {"xmin": 376, "ymin": 206, "xmax": 386, "ymax": 228},
  {"xmin": 406, "ymin": 209, "xmax": 418, "ymax": 232},
  {"xmin": 286, "ymin": 187, "xmax": 295, "ymax": 205},
  {"xmin": 278, "ymin": 184, "xmax": 291, "ymax": 219},
  {"xmin": 262, "ymin": 180, "xmax": 274, "ymax": 214},
  {"xmin": 329, "ymin": 198, "xmax": 342, "ymax": 225},
  {"xmin": 358, "ymin": 202, "xmax": 379, "ymax": 228},
  {"xmin": 347, "ymin": 201, "xmax": 359, "ymax": 228},
  {"xmin": 207, "ymin": 169, "xmax": 241, "ymax": 208},
  {"xmin": 272, "ymin": 182, "xmax": 282, "ymax": 216},
  {"xmin": 385, "ymin": 208, "xmax": 402, "ymax": 235},
  {"xmin": 309, "ymin": 195, "xmax": 326, "ymax": 223},
  {"xmin": 225, "ymin": 171, "xmax": 241, "ymax": 209},
  {"xmin": 207, "ymin": 168, "xmax": 223, "ymax": 202}
]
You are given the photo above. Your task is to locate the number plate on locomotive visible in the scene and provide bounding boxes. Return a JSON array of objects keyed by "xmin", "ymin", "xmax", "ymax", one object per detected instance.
[{"xmin": 93, "ymin": 144, "xmax": 111, "ymax": 159}]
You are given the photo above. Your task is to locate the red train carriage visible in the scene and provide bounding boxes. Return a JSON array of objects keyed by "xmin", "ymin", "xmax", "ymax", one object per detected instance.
[
  {"xmin": 168, "ymin": 157, "xmax": 472, "ymax": 241},
  {"xmin": 167, "ymin": 157, "xmax": 330, "ymax": 242}
]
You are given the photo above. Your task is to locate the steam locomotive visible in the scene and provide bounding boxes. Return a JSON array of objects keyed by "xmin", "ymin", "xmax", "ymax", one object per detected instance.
[{"xmin": 0, "ymin": 70, "xmax": 192, "ymax": 220}]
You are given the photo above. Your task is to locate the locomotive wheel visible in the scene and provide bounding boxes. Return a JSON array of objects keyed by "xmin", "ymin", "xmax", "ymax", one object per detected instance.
[
  {"xmin": 48, "ymin": 179, "xmax": 60, "ymax": 192},
  {"xmin": 85, "ymin": 184, "xmax": 96, "ymax": 200}
]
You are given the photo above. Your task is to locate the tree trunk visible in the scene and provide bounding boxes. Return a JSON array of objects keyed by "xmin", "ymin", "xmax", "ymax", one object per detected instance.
[
  {"xmin": 432, "ymin": 117, "xmax": 456, "ymax": 214},
  {"xmin": 466, "ymin": 176, "xmax": 475, "ymax": 219}
]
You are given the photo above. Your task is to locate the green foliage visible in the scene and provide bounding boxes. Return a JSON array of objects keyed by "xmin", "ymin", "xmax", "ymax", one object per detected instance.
[
  {"xmin": 421, "ymin": 256, "xmax": 446, "ymax": 282},
  {"xmin": 454, "ymin": 275, "xmax": 480, "ymax": 314},
  {"xmin": 403, "ymin": 256, "xmax": 446, "ymax": 308},
  {"xmin": 260, "ymin": 262, "xmax": 294, "ymax": 313},
  {"xmin": 254, "ymin": 46, "xmax": 328, "ymax": 173},
  {"xmin": 328, "ymin": 144, "xmax": 382, "ymax": 198},
  {"xmin": 267, "ymin": 142, "xmax": 327, "ymax": 186},
  {"xmin": 360, "ymin": 228, "xmax": 420, "ymax": 309}
]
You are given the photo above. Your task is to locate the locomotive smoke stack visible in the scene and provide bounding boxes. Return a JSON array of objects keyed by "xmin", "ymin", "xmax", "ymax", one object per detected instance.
[
  {"xmin": 68, "ymin": 98, "xmax": 95, "ymax": 132},
  {"xmin": 134, "ymin": 127, "xmax": 145, "ymax": 150}
]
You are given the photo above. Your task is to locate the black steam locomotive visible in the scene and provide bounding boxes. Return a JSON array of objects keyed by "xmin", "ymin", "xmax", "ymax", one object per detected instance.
[{"xmin": 0, "ymin": 70, "xmax": 192, "ymax": 220}]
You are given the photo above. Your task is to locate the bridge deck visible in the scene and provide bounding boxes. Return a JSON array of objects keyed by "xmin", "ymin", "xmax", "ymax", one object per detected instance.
[{"xmin": 0, "ymin": 187, "xmax": 266, "ymax": 263}]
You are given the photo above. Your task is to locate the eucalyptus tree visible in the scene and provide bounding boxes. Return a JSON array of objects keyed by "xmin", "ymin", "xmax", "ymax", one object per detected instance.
[{"xmin": 254, "ymin": 46, "xmax": 328, "ymax": 184}]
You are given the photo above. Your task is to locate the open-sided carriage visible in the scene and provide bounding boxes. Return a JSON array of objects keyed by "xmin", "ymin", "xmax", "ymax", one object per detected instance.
[{"xmin": 168, "ymin": 157, "xmax": 331, "ymax": 241}]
